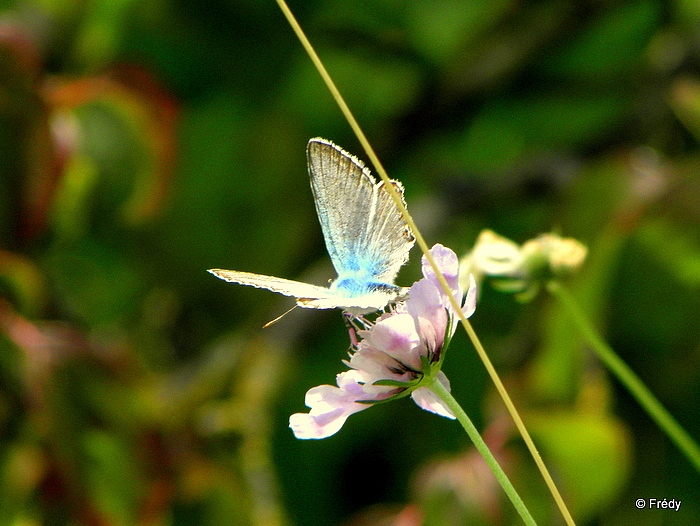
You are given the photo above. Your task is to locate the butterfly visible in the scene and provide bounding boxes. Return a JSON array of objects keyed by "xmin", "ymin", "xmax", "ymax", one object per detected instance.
[{"xmin": 209, "ymin": 138, "xmax": 415, "ymax": 314}]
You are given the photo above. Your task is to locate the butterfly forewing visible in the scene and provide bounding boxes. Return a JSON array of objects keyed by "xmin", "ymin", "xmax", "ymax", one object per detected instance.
[
  {"xmin": 307, "ymin": 139, "xmax": 374, "ymax": 275},
  {"xmin": 306, "ymin": 138, "xmax": 414, "ymax": 284}
]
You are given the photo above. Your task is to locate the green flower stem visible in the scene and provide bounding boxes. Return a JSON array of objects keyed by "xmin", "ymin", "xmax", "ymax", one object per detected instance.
[
  {"xmin": 428, "ymin": 376, "xmax": 538, "ymax": 526},
  {"xmin": 459, "ymin": 318, "xmax": 576, "ymax": 525},
  {"xmin": 546, "ymin": 280, "xmax": 700, "ymax": 472}
]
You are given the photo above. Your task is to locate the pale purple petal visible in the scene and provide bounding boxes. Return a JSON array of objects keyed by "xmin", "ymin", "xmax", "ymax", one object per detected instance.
[
  {"xmin": 462, "ymin": 274, "xmax": 478, "ymax": 318},
  {"xmin": 289, "ymin": 413, "xmax": 344, "ymax": 439},
  {"xmin": 348, "ymin": 347, "xmax": 414, "ymax": 385},
  {"xmin": 362, "ymin": 313, "xmax": 419, "ymax": 354},
  {"xmin": 420, "ymin": 245, "xmax": 466, "ymax": 313},
  {"xmin": 347, "ymin": 348, "xmax": 393, "ymax": 378},
  {"xmin": 407, "ymin": 279, "xmax": 447, "ymax": 347},
  {"xmin": 407, "ymin": 280, "xmax": 445, "ymax": 334},
  {"xmin": 411, "ymin": 372, "xmax": 455, "ymax": 419},
  {"xmin": 415, "ymin": 315, "xmax": 439, "ymax": 355},
  {"xmin": 407, "ymin": 279, "xmax": 443, "ymax": 318},
  {"xmin": 422, "ymin": 244, "xmax": 460, "ymax": 293},
  {"xmin": 289, "ymin": 372, "xmax": 369, "ymax": 439},
  {"xmin": 335, "ymin": 369, "xmax": 367, "ymax": 394}
]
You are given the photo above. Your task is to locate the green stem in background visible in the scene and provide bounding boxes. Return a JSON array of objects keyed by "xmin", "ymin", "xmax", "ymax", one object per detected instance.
[
  {"xmin": 546, "ymin": 280, "xmax": 700, "ymax": 473},
  {"xmin": 428, "ymin": 377, "xmax": 538, "ymax": 526}
]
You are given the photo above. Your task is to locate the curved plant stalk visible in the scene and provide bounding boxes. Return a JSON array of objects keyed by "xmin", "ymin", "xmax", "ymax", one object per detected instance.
[
  {"xmin": 547, "ymin": 280, "xmax": 700, "ymax": 472},
  {"xmin": 428, "ymin": 376, "xmax": 538, "ymax": 525},
  {"xmin": 274, "ymin": 1, "xmax": 576, "ymax": 524}
]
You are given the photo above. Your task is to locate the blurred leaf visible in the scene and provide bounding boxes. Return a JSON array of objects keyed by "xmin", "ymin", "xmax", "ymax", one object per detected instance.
[
  {"xmin": 0, "ymin": 21, "xmax": 56, "ymax": 241},
  {"xmin": 49, "ymin": 152, "xmax": 100, "ymax": 241},
  {"xmin": 0, "ymin": 251, "xmax": 47, "ymax": 316},
  {"xmin": 635, "ymin": 218, "xmax": 700, "ymax": 288},
  {"xmin": 45, "ymin": 73, "xmax": 178, "ymax": 228},
  {"xmin": 160, "ymin": 91, "xmax": 303, "ymax": 289},
  {"xmin": 670, "ymin": 76, "xmax": 700, "ymax": 143},
  {"xmin": 284, "ymin": 50, "xmax": 421, "ymax": 128},
  {"xmin": 154, "ymin": 335, "xmax": 245, "ymax": 428},
  {"xmin": 525, "ymin": 409, "xmax": 632, "ymax": 523},
  {"xmin": 45, "ymin": 241, "xmax": 143, "ymax": 326},
  {"xmin": 0, "ymin": 444, "xmax": 46, "ymax": 524},
  {"xmin": 403, "ymin": 0, "xmax": 513, "ymax": 65},
  {"xmin": 457, "ymin": 93, "xmax": 629, "ymax": 172},
  {"xmin": 82, "ymin": 430, "xmax": 143, "ymax": 525},
  {"xmin": 540, "ymin": 0, "xmax": 662, "ymax": 79},
  {"xmin": 416, "ymin": 450, "xmax": 501, "ymax": 526},
  {"xmin": 72, "ymin": 0, "xmax": 137, "ymax": 69},
  {"xmin": 438, "ymin": 1, "xmax": 572, "ymax": 97},
  {"xmin": 672, "ymin": 0, "xmax": 700, "ymax": 27},
  {"xmin": 607, "ymin": 218, "xmax": 700, "ymax": 402}
]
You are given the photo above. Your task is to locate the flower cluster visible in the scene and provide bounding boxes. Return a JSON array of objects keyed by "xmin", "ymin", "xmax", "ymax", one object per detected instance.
[
  {"xmin": 289, "ymin": 244, "xmax": 477, "ymax": 439},
  {"xmin": 458, "ymin": 230, "xmax": 587, "ymax": 301}
]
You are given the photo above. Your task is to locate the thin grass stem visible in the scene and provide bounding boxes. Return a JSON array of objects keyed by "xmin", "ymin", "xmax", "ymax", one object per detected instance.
[
  {"xmin": 275, "ymin": 2, "xmax": 576, "ymax": 523},
  {"xmin": 428, "ymin": 376, "xmax": 538, "ymax": 525}
]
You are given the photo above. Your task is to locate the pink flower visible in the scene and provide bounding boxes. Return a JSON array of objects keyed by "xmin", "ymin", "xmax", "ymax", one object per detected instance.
[{"xmin": 290, "ymin": 244, "xmax": 477, "ymax": 439}]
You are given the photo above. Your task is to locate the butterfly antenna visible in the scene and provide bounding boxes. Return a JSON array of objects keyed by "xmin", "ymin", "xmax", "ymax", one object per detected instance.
[{"xmin": 263, "ymin": 305, "xmax": 298, "ymax": 328}]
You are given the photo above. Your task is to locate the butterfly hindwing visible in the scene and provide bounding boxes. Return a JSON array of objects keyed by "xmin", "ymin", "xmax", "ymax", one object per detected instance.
[
  {"xmin": 366, "ymin": 179, "xmax": 415, "ymax": 283},
  {"xmin": 208, "ymin": 269, "xmax": 404, "ymax": 311},
  {"xmin": 207, "ymin": 269, "xmax": 333, "ymax": 301}
]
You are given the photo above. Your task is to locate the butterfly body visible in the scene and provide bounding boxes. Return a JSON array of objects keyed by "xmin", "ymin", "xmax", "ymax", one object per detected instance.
[{"xmin": 209, "ymin": 138, "xmax": 414, "ymax": 314}]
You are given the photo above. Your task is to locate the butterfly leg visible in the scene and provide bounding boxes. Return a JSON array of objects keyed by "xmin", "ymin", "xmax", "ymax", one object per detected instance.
[
  {"xmin": 343, "ymin": 313, "xmax": 360, "ymax": 347},
  {"xmin": 342, "ymin": 313, "xmax": 375, "ymax": 347}
]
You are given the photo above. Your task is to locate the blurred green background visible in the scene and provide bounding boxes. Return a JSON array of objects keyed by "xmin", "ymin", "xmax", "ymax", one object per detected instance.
[{"xmin": 1, "ymin": 0, "xmax": 699, "ymax": 524}]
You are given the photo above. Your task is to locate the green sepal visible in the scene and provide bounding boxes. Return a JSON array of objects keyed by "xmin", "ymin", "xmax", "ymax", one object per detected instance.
[
  {"xmin": 420, "ymin": 354, "xmax": 434, "ymax": 374},
  {"xmin": 372, "ymin": 378, "xmax": 421, "ymax": 389},
  {"xmin": 490, "ymin": 277, "xmax": 529, "ymax": 293},
  {"xmin": 355, "ymin": 387, "xmax": 417, "ymax": 405},
  {"xmin": 513, "ymin": 283, "xmax": 541, "ymax": 303}
]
